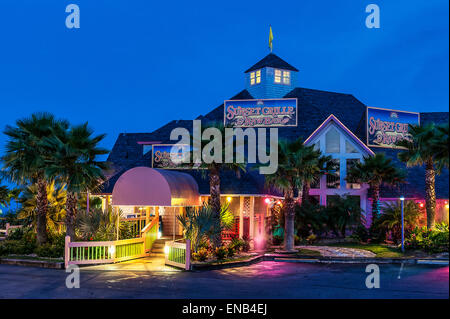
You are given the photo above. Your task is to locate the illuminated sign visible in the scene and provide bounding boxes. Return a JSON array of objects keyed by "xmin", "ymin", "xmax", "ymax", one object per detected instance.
[
  {"xmin": 224, "ymin": 98, "xmax": 297, "ymax": 128},
  {"xmin": 152, "ymin": 144, "xmax": 190, "ymax": 169},
  {"xmin": 367, "ymin": 107, "xmax": 420, "ymax": 149}
]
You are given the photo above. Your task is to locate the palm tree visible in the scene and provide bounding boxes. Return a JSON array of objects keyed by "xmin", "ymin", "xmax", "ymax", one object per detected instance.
[
  {"xmin": 0, "ymin": 185, "xmax": 10, "ymax": 208},
  {"xmin": 44, "ymin": 123, "xmax": 109, "ymax": 239},
  {"xmin": 76, "ymin": 207, "xmax": 121, "ymax": 241},
  {"xmin": 376, "ymin": 200, "xmax": 421, "ymax": 244},
  {"xmin": 325, "ymin": 195, "xmax": 365, "ymax": 238},
  {"xmin": 18, "ymin": 181, "xmax": 66, "ymax": 234},
  {"xmin": 432, "ymin": 123, "xmax": 449, "ymax": 172},
  {"xmin": 346, "ymin": 153, "xmax": 405, "ymax": 226},
  {"xmin": 263, "ymin": 138, "xmax": 315, "ymax": 251},
  {"xmin": 1, "ymin": 113, "xmax": 69, "ymax": 245},
  {"xmin": 190, "ymin": 122, "xmax": 245, "ymax": 247},
  {"xmin": 302, "ymin": 151, "xmax": 336, "ymax": 204},
  {"xmin": 396, "ymin": 123, "xmax": 447, "ymax": 229},
  {"xmin": 177, "ymin": 203, "xmax": 234, "ymax": 252}
]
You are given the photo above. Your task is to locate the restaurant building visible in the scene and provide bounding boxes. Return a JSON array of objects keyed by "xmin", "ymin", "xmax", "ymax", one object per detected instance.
[{"xmin": 97, "ymin": 53, "xmax": 449, "ymax": 243}]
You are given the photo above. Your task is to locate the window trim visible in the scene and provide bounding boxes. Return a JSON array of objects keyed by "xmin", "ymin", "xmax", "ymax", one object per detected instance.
[
  {"xmin": 250, "ymin": 69, "xmax": 261, "ymax": 85},
  {"xmin": 273, "ymin": 68, "xmax": 290, "ymax": 85}
]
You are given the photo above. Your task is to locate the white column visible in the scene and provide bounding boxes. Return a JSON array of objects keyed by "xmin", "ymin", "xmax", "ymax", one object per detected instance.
[
  {"xmin": 239, "ymin": 196, "xmax": 244, "ymax": 239},
  {"xmin": 249, "ymin": 197, "xmax": 255, "ymax": 248}
]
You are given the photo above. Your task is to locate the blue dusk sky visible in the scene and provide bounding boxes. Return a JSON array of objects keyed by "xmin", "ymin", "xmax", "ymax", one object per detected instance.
[{"xmin": 0, "ymin": 0, "xmax": 448, "ymax": 157}]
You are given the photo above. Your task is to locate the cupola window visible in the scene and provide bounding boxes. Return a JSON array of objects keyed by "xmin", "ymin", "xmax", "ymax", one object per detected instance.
[
  {"xmin": 274, "ymin": 69, "xmax": 290, "ymax": 84},
  {"xmin": 283, "ymin": 71, "xmax": 290, "ymax": 84},
  {"xmin": 274, "ymin": 69, "xmax": 281, "ymax": 83},
  {"xmin": 250, "ymin": 70, "xmax": 261, "ymax": 85}
]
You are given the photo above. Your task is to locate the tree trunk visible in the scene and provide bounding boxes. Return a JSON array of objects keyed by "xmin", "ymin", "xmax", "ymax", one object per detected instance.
[
  {"xmin": 208, "ymin": 165, "xmax": 222, "ymax": 247},
  {"xmin": 370, "ymin": 183, "xmax": 381, "ymax": 225},
  {"xmin": 209, "ymin": 165, "xmax": 221, "ymax": 214},
  {"xmin": 65, "ymin": 192, "xmax": 78, "ymax": 240},
  {"xmin": 283, "ymin": 188, "xmax": 295, "ymax": 252},
  {"xmin": 425, "ymin": 161, "xmax": 436, "ymax": 230},
  {"xmin": 35, "ymin": 178, "xmax": 48, "ymax": 245},
  {"xmin": 302, "ymin": 182, "xmax": 310, "ymax": 204}
]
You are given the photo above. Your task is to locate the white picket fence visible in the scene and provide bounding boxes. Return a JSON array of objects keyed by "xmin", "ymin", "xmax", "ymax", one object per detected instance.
[
  {"xmin": 0, "ymin": 223, "xmax": 22, "ymax": 237},
  {"xmin": 165, "ymin": 239, "xmax": 191, "ymax": 270}
]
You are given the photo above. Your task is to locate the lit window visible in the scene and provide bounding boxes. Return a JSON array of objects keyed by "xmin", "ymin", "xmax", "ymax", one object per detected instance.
[
  {"xmin": 274, "ymin": 69, "xmax": 281, "ymax": 83},
  {"xmin": 250, "ymin": 70, "xmax": 261, "ymax": 85},
  {"xmin": 325, "ymin": 127, "xmax": 340, "ymax": 153},
  {"xmin": 283, "ymin": 71, "xmax": 290, "ymax": 84}
]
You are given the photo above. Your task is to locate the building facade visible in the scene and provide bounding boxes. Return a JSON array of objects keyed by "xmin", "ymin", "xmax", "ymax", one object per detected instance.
[{"xmin": 96, "ymin": 53, "xmax": 449, "ymax": 242}]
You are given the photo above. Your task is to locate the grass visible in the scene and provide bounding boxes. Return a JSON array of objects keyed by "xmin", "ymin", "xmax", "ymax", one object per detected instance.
[
  {"xmin": 325, "ymin": 243, "xmax": 405, "ymax": 258},
  {"xmin": 294, "ymin": 248, "xmax": 322, "ymax": 257}
]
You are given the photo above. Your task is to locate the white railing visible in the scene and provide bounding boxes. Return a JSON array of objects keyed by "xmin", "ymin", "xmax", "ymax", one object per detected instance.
[
  {"xmin": 64, "ymin": 214, "xmax": 159, "ymax": 268},
  {"xmin": 165, "ymin": 239, "xmax": 191, "ymax": 270},
  {"xmin": 0, "ymin": 223, "xmax": 23, "ymax": 237}
]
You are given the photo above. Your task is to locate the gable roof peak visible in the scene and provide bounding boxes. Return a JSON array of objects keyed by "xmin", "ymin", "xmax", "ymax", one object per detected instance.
[
  {"xmin": 245, "ymin": 53, "xmax": 299, "ymax": 73},
  {"xmin": 304, "ymin": 114, "xmax": 375, "ymax": 156}
]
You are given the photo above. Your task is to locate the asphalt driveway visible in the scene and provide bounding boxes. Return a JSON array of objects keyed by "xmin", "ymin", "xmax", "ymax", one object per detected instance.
[{"xmin": 0, "ymin": 261, "xmax": 448, "ymax": 299}]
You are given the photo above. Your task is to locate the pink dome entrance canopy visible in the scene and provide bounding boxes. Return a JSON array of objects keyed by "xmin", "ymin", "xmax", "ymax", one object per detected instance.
[{"xmin": 112, "ymin": 167, "xmax": 200, "ymax": 207}]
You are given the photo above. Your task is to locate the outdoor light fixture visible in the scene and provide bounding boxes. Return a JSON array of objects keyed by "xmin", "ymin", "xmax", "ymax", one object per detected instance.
[
  {"xmin": 400, "ymin": 197, "xmax": 405, "ymax": 201},
  {"xmin": 264, "ymin": 198, "xmax": 271, "ymax": 204},
  {"xmin": 419, "ymin": 202, "xmax": 424, "ymax": 208},
  {"xmin": 109, "ymin": 245, "xmax": 115, "ymax": 256},
  {"xmin": 226, "ymin": 196, "xmax": 232, "ymax": 203},
  {"xmin": 164, "ymin": 245, "xmax": 170, "ymax": 255}
]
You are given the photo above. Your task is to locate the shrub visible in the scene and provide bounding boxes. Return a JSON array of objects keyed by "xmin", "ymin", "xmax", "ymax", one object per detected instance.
[
  {"xmin": 0, "ymin": 243, "xmax": 6, "ymax": 256},
  {"xmin": 349, "ymin": 225, "xmax": 370, "ymax": 243},
  {"xmin": 35, "ymin": 243, "xmax": 63, "ymax": 258},
  {"xmin": 374, "ymin": 201, "xmax": 421, "ymax": 244},
  {"xmin": 405, "ymin": 223, "xmax": 449, "ymax": 253},
  {"xmin": 214, "ymin": 246, "xmax": 227, "ymax": 260},
  {"xmin": 241, "ymin": 235, "xmax": 251, "ymax": 252},
  {"xmin": 6, "ymin": 227, "xmax": 25, "ymax": 240},
  {"xmin": 294, "ymin": 201, "xmax": 327, "ymax": 238},
  {"xmin": 192, "ymin": 247, "xmax": 209, "ymax": 262},
  {"xmin": 306, "ymin": 234, "xmax": 317, "ymax": 244},
  {"xmin": 0, "ymin": 240, "xmax": 32, "ymax": 255},
  {"xmin": 272, "ymin": 235, "xmax": 283, "ymax": 246},
  {"xmin": 226, "ymin": 246, "xmax": 235, "ymax": 258},
  {"xmin": 198, "ymin": 241, "xmax": 211, "ymax": 251},
  {"xmin": 229, "ymin": 238, "xmax": 244, "ymax": 252}
]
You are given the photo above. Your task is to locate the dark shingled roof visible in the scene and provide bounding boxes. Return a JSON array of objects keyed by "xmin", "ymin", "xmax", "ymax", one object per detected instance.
[
  {"xmin": 245, "ymin": 53, "xmax": 299, "ymax": 73},
  {"xmin": 376, "ymin": 112, "xmax": 449, "ymax": 199},
  {"xmin": 100, "ymin": 86, "xmax": 448, "ymax": 200}
]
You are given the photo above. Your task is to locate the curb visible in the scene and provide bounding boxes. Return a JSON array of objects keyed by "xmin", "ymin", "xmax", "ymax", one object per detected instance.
[
  {"xmin": 266, "ymin": 254, "xmax": 449, "ymax": 265},
  {"xmin": 0, "ymin": 258, "xmax": 64, "ymax": 269},
  {"xmin": 191, "ymin": 255, "xmax": 264, "ymax": 271},
  {"xmin": 191, "ymin": 253, "xmax": 449, "ymax": 270}
]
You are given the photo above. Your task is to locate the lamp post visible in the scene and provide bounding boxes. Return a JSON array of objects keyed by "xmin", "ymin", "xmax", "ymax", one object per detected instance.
[{"xmin": 400, "ymin": 197, "xmax": 405, "ymax": 252}]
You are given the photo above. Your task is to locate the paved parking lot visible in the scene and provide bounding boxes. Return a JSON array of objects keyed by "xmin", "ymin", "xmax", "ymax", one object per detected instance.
[{"xmin": 0, "ymin": 261, "xmax": 448, "ymax": 298}]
